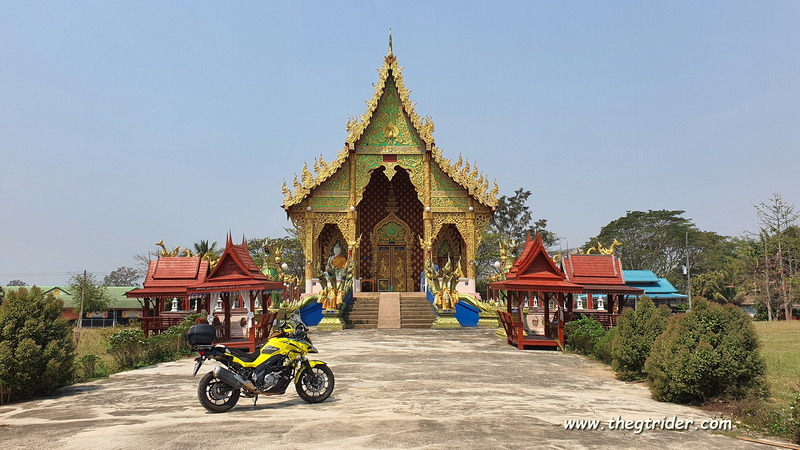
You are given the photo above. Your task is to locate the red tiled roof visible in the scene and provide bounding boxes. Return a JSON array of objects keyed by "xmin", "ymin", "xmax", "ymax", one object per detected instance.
[
  {"xmin": 125, "ymin": 257, "xmax": 209, "ymax": 298},
  {"xmin": 562, "ymin": 254, "xmax": 626, "ymax": 286}
]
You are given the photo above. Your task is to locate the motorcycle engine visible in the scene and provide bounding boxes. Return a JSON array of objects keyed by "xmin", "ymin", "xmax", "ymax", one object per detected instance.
[{"xmin": 261, "ymin": 371, "xmax": 282, "ymax": 391}]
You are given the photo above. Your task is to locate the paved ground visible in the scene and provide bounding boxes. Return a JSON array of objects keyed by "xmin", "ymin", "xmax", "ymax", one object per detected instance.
[{"xmin": 0, "ymin": 328, "xmax": 782, "ymax": 449}]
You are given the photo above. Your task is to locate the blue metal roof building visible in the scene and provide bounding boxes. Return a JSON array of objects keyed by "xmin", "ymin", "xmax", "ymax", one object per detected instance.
[{"xmin": 623, "ymin": 270, "xmax": 687, "ymax": 308}]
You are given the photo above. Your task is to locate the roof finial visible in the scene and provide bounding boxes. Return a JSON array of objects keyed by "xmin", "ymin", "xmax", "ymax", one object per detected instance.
[{"xmin": 388, "ymin": 28, "xmax": 393, "ymax": 56}]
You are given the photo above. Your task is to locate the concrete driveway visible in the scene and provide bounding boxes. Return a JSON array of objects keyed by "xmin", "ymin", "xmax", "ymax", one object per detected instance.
[{"xmin": 0, "ymin": 328, "xmax": 777, "ymax": 449}]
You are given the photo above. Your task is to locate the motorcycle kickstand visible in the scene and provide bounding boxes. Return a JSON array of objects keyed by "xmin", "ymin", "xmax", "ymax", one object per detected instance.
[{"xmin": 252, "ymin": 394, "xmax": 258, "ymax": 406}]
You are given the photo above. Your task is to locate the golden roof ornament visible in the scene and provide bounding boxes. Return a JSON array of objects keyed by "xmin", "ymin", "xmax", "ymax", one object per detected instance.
[
  {"xmin": 292, "ymin": 174, "xmax": 302, "ymax": 191},
  {"xmin": 301, "ymin": 162, "xmax": 314, "ymax": 187}
]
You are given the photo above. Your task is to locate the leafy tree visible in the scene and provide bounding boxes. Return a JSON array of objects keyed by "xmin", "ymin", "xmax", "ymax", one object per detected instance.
[
  {"xmin": 645, "ymin": 298, "xmax": 767, "ymax": 403},
  {"xmin": 0, "ymin": 287, "xmax": 75, "ymax": 404},
  {"xmin": 586, "ymin": 210, "xmax": 736, "ymax": 294},
  {"xmin": 0, "ymin": 287, "xmax": 4, "ymax": 306},
  {"xmin": 67, "ymin": 272, "xmax": 112, "ymax": 322},
  {"xmin": 7, "ymin": 280, "xmax": 27, "ymax": 286},
  {"xmin": 103, "ymin": 266, "xmax": 141, "ymax": 287},
  {"xmin": 491, "ymin": 188, "xmax": 559, "ymax": 253},
  {"xmin": 586, "ymin": 210, "xmax": 695, "ymax": 277}
]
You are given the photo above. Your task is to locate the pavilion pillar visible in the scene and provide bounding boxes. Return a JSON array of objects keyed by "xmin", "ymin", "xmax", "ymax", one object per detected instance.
[
  {"xmin": 247, "ymin": 291, "xmax": 255, "ymax": 341},
  {"xmin": 587, "ymin": 293, "xmax": 594, "ymax": 310},
  {"xmin": 557, "ymin": 293, "xmax": 565, "ymax": 347},
  {"xmin": 544, "ymin": 292, "xmax": 550, "ymax": 339},
  {"xmin": 224, "ymin": 292, "xmax": 232, "ymax": 339}
]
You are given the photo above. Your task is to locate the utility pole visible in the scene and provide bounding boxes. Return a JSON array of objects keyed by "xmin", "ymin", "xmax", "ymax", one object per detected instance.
[
  {"xmin": 686, "ymin": 232, "xmax": 691, "ymax": 311},
  {"xmin": 78, "ymin": 270, "xmax": 86, "ymax": 329}
]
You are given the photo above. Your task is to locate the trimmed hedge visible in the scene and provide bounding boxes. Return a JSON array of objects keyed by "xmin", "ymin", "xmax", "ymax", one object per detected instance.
[
  {"xmin": 645, "ymin": 298, "xmax": 767, "ymax": 403},
  {"xmin": 610, "ymin": 296, "xmax": 671, "ymax": 381}
]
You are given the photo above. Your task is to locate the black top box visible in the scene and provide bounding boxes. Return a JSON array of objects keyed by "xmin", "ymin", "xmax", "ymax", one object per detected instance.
[{"xmin": 186, "ymin": 323, "xmax": 216, "ymax": 346}]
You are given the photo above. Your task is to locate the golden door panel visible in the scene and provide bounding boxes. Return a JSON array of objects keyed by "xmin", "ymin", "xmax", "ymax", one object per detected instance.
[
  {"xmin": 377, "ymin": 246, "xmax": 391, "ymax": 291},
  {"xmin": 392, "ymin": 246, "xmax": 407, "ymax": 292}
]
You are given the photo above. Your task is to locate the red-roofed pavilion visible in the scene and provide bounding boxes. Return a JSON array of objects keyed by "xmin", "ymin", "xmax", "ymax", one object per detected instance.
[
  {"xmin": 125, "ymin": 257, "xmax": 210, "ymax": 336},
  {"xmin": 188, "ymin": 234, "xmax": 284, "ymax": 350},
  {"xmin": 125, "ymin": 234, "xmax": 284, "ymax": 350},
  {"xmin": 488, "ymin": 233, "xmax": 583, "ymax": 349}
]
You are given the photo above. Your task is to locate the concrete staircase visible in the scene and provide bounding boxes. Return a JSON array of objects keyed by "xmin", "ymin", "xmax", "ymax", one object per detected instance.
[
  {"xmin": 343, "ymin": 294, "xmax": 379, "ymax": 329},
  {"xmin": 343, "ymin": 292, "xmax": 436, "ymax": 329},
  {"xmin": 399, "ymin": 293, "xmax": 437, "ymax": 329}
]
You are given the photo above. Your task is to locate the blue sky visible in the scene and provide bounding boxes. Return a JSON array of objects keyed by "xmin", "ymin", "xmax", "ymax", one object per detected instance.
[{"xmin": 1, "ymin": 1, "xmax": 798, "ymax": 286}]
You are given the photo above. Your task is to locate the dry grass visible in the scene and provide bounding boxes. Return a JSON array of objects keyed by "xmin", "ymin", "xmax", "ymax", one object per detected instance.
[
  {"xmin": 752, "ymin": 320, "xmax": 800, "ymax": 406},
  {"xmin": 73, "ymin": 327, "xmax": 118, "ymax": 373}
]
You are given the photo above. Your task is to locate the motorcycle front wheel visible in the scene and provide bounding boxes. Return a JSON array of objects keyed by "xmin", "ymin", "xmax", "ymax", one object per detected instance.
[
  {"xmin": 197, "ymin": 371, "xmax": 240, "ymax": 413},
  {"xmin": 295, "ymin": 364, "xmax": 335, "ymax": 403}
]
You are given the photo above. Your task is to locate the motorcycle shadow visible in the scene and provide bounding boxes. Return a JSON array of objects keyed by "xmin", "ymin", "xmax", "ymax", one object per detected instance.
[{"xmin": 205, "ymin": 396, "xmax": 341, "ymax": 414}]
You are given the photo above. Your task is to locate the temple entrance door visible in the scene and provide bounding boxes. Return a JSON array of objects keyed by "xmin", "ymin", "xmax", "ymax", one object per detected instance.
[
  {"xmin": 376, "ymin": 245, "xmax": 408, "ymax": 292},
  {"xmin": 371, "ymin": 213, "xmax": 412, "ymax": 292}
]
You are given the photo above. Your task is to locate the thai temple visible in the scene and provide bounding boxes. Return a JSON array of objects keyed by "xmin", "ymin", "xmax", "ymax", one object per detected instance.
[{"xmin": 281, "ymin": 38, "xmax": 498, "ymax": 294}]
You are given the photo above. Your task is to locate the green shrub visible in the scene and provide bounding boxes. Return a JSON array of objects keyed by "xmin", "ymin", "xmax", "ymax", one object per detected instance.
[
  {"xmin": 107, "ymin": 314, "xmax": 202, "ymax": 370},
  {"xmin": 565, "ymin": 316, "xmax": 607, "ymax": 356},
  {"xmin": 610, "ymin": 296, "xmax": 671, "ymax": 381},
  {"xmin": 107, "ymin": 327, "xmax": 148, "ymax": 370},
  {"xmin": 645, "ymin": 298, "xmax": 767, "ymax": 403},
  {"xmin": 594, "ymin": 326, "xmax": 617, "ymax": 364},
  {"xmin": 74, "ymin": 354, "xmax": 109, "ymax": 380},
  {"xmin": 0, "ymin": 287, "xmax": 75, "ymax": 404}
]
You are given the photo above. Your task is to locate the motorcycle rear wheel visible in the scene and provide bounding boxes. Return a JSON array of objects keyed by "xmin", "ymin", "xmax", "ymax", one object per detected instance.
[
  {"xmin": 198, "ymin": 371, "xmax": 240, "ymax": 413},
  {"xmin": 295, "ymin": 364, "xmax": 334, "ymax": 404}
]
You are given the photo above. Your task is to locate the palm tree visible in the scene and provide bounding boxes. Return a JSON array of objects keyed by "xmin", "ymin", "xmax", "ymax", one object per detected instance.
[{"xmin": 193, "ymin": 240, "xmax": 220, "ymax": 260}]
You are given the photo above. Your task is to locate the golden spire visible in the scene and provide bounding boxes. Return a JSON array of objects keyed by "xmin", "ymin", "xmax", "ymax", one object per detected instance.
[{"xmin": 388, "ymin": 28, "xmax": 393, "ymax": 56}]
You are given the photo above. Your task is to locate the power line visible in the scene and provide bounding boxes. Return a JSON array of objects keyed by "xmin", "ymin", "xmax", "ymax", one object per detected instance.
[{"xmin": 0, "ymin": 271, "xmax": 112, "ymax": 277}]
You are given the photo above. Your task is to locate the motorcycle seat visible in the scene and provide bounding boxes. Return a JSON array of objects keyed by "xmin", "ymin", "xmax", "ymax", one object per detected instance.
[{"xmin": 227, "ymin": 347, "xmax": 261, "ymax": 363}]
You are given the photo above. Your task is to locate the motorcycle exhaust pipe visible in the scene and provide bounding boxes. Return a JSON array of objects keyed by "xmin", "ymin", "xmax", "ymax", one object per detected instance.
[{"xmin": 213, "ymin": 365, "xmax": 258, "ymax": 394}]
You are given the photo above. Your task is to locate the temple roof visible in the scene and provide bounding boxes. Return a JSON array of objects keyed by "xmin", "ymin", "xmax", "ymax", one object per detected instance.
[{"xmin": 281, "ymin": 45, "xmax": 498, "ymax": 210}]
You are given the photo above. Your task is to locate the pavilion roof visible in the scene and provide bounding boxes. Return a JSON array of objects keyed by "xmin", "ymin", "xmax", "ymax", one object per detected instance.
[
  {"xmin": 560, "ymin": 254, "xmax": 643, "ymax": 296},
  {"xmin": 188, "ymin": 234, "xmax": 283, "ymax": 294},
  {"xmin": 125, "ymin": 257, "xmax": 208, "ymax": 298},
  {"xmin": 562, "ymin": 254, "xmax": 626, "ymax": 285},
  {"xmin": 489, "ymin": 233, "xmax": 583, "ymax": 293},
  {"xmin": 281, "ymin": 44, "xmax": 498, "ymax": 211}
]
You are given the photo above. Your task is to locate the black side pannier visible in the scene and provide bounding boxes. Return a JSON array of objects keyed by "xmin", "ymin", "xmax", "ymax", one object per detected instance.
[{"xmin": 186, "ymin": 324, "xmax": 216, "ymax": 346}]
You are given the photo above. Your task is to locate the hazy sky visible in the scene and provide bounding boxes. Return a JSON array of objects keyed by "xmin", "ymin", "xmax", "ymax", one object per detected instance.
[{"xmin": 2, "ymin": 1, "xmax": 798, "ymax": 286}]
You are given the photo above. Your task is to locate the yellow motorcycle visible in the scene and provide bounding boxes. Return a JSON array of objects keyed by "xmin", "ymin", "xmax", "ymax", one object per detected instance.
[{"xmin": 186, "ymin": 319, "xmax": 334, "ymax": 413}]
